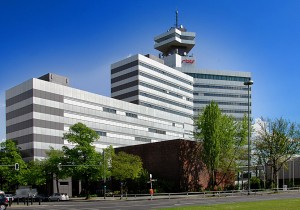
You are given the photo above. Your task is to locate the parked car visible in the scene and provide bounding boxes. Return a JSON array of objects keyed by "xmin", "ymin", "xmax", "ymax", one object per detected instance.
[
  {"xmin": 0, "ymin": 191, "xmax": 8, "ymax": 210},
  {"xmin": 34, "ymin": 194, "xmax": 49, "ymax": 202},
  {"xmin": 5, "ymin": 194, "xmax": 14, "ymax": 202},
  {"xmin": 48, "ymin": 193, "xmax": 69, "ymax": 201}
]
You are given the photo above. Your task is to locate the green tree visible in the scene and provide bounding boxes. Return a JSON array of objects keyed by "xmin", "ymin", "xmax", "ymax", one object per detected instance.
[
  {"xmin": 23, "ymin": 160, "xmax": 47, "ymax": 187},
  {"xmin": 194, "ymin": 101, "xmax": 248, "ymax": 189},
  {"xmin": 62, "ymin": 123, "xmax": 102, "ymax": 199},
  {"xmin": 254, "ymin": 117, "xmax": 300, "ymax": 188},
  {"xmin": 111, "ymin": 151, "xmax": 143, "ymax": 195},
  {"xmin": 0, "ymin": 139, "xmax": 27, "ymax": 191},
  {"xmin": 44, "ymin": 148, "xmax": 68, "ymax": 193},
  {"xmin": 102, "ymin": 146, "xmax": 114, "ymax": 181}
]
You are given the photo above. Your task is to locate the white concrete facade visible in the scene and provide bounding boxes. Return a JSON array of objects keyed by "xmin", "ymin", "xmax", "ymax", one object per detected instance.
[{"xmin": 6, "ymin": 74, "xmax": 193, "ymax": 161}]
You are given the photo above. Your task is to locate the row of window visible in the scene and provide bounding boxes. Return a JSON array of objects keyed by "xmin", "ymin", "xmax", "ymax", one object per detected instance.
[
  {"xmin": 194, "ymin": 108, "xmax": 250, "ymax": 114},
  {"xmin": 140, "ymin": 62, "xmax": 193, "ymax": 85},
  {"xmin": 148, "ymin": 128, "xmax": 166, "ymax": 135},
  {"xmin": 96, "ymin": 131, "xmax": 107, "ymax": 136},
  {"xmin": 193, "ymin": 100, "xmax": 249, "ymax": 106},
  {"xmin": 140, "ymin": 102, "xmax": 193, "ymax": 118},
  {"xmin": 140, "ymin": 72, "xmax": 193, "ymax": 94},
  {"xmin": 135, "ymin": 136, "xmax": 151, "ymax": 142},
  {"xmin": 203, "ymin": 93, "xmax": 250, "ymax": 98},
  {"xmin": 155, "ymin": 32, "xmax": 195, "ymax": 43},
  {"xmin": 194, "ymin": 84, "xmax": 250, "ymax": 91},
  {"xmin": 103, "ymin": 107, "xmax": 117, "ymax": 113},
  {"xmin": 140, "ymin": 92, "xmax": 193, "ymax": 110},
  {"xmin": 140, "ymin": 82, "xmax": 188, "ymax": 100},
  {"xmin": 104, "ymin": 107, "xmax": 138, "ymax": 119},
  {"xmin": 96, "ymin": 131, "xmax": 151, "ymax": 143},
  {"xmin": 126, "ymin": 112, "xmax": 138, "ymax": 118},
  {"xmin": 64, "ymin": 97, "xmax": 182, "ymax": 128},
  {"xmin": 186, "ymin": 73, "xmax": 249, "ymax": 82}
]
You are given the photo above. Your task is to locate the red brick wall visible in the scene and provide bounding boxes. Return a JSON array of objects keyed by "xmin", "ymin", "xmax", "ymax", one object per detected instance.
[{"xmin": 116, "ymin": 139, "xmax": 210, "ymax": 192}]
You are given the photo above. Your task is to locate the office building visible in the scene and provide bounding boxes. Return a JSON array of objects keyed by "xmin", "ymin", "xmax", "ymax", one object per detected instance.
[{"xmin": 6, "ymin": 19, "xmax": 251, "ymax": 161}]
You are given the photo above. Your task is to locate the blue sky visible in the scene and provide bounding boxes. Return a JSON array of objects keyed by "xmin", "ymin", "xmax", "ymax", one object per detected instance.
[{"xmin": 1, "ymin": 0, "xmax": 300, "ymax": 140}]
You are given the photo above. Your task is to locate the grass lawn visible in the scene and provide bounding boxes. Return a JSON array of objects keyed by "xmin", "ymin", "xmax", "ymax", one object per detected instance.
[{"xmin": 158, "ymin": 198, "xmax": 300, "ymax": 210}]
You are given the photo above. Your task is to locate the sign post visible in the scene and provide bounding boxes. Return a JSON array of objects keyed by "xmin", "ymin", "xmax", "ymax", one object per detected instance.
[{"xmin": 148, "ymin": 174, "xmax": 157, "ymax": 200}]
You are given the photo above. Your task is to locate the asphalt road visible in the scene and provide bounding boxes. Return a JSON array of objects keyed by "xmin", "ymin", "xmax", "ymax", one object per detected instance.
[{"xmin": 9, "ymin": 192, "xmax": 300, "ymax": 210}]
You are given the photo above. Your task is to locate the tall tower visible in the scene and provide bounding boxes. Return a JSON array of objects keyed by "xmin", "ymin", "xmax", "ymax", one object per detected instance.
[
  {"xmin": 154, "ymin": 11, "xmax": 252, "ymax": 120},
  {"xmin": 154, "ymin": 11, "xmax": 196, "ymax": 69},
  {"xmin": 111, "ymin": 11, "xmax": 251, "ymax": 121}
]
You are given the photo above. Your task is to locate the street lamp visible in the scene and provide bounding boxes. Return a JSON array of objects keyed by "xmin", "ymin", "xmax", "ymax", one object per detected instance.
[{"xmin": 244, "ymin": 79, "xmax": 253, "ymax": 195}]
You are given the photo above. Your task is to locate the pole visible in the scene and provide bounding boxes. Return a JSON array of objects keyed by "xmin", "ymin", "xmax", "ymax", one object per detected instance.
[
  {"xmin": 244, "ymin": 79, "xmax": 253, "ymax": 195},
  {"xmin": 103, "ymin": 151, "xmax": 106, "ymax": 200},
  {"xmin": 247, "ymin": 83, "xmax": 251, "ymax": 195}
]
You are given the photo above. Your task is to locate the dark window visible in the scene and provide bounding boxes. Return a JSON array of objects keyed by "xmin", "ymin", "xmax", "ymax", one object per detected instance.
[
  {"xmin": 194, "ymin": 84, "xmax": 249, "ymax": 91},
  {"xmin": 148, "ymin": 128, "xmax": 166, "ymax": 135},
  {"xmin": 96, "ymin": 131, "xmax": 107, "ymax": 136},
  {"xmin": 203, "ymin": 93, "xmax": 249, "ymax": 98},
  {"xmin": 126, "ymin": 112, "xmax": 138, "ymax": 118},
  {"xmin": 135, "ymin": 137, "xmax": 151, "ymax": 142},
  {"xmin": 60, "ymin": 182, "xmax": 69, "ymax": 185},
  {"xmin": 187, "ymin": 73, "xmax": 249, "ymax": 82},
  {"xmin": 103, "ymin": 107, "xmax": 116, "ymax": 114}
]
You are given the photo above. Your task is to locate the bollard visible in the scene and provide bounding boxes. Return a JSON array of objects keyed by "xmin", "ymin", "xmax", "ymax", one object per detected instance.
[
  {"xmin": 39, "ymin": 197, "xmax": 41, "ymax": 205},
  {"xmin": 31, "ymin": 197, "xmax": 33, "ymax": 205},
  {"xmin": 8, "ymin": 198, "xmax": 11, "ymax": 207},
  {"xmin": 23, "ymin": 198, "xmax": 25, "ymax": 205},
  {"xmin": 17, "ymin": 197, "xmax": 19, "ymax": 205},
  {"xmin": 27, "ymin": 197, "xmax": 29, "ymax": 206}
]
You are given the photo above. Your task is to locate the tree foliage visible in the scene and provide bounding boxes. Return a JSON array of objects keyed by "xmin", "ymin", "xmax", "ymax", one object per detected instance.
[
  {"xmin": 23, "ymin": 160, "xmax": 47, "ymax": 187},
  {"xmin": 253, "ymin": 117, "xmax": 300, "ymax": 188},
  {"xmin": 0, "ymin": 139, "xmax": 27, "ymax": 191},
  {"xmin": 44, "ymin": 148, "xmax": 68, "ymax": 193},
  {"xmin": 62, "ymin": 122, "xmax": 102, "ymax": 199},
  {"xmin": 112, "ymin": 151, "xmax": 143, "ymax": 181},
  {"xmin": 194, "ymin": 101, "xmax": 248, "ymax": 189}
]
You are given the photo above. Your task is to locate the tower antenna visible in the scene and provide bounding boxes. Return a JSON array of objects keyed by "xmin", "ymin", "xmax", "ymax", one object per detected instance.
[{"xmin": 175, "ymin": 10, "xmax": 178, "ymax": 28}]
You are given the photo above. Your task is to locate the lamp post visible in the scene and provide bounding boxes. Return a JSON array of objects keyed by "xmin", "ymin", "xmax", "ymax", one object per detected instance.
[
  {"xmin": 103, "ymin": 151, "xmax": 106, "ymax": 199},
  {"xmin": 244, "ymin": 79, "xmax": 253, "ymax": 195}
]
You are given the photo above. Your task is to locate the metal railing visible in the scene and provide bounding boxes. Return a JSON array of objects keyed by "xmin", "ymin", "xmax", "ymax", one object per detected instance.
[{"xmin": 106, "ymin": 187, "xmax": 300, "ymax": 200}]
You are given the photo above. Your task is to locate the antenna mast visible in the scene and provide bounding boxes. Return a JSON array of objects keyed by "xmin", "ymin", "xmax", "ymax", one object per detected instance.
[{"xmin": 175, "ymin": 10, "xmax": 178, "ymax": 28}]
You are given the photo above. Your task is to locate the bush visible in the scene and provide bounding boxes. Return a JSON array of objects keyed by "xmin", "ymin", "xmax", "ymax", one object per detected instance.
[{"xmin": 250, "ymin": 177, "xmax": 262, "ymax": 190}]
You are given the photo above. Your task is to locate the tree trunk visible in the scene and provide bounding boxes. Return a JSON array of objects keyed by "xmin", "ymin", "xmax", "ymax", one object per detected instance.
[
  {"xmin": 56, "ymin": 176, "xmax": 60, "ymax": 193},
  {"xmin": 272, "ymin": 162, "xmax": 278, "ymax": 190},
  {"xmin": 85, "ymin": 176, "xmax": 90, "ymax": 200}
]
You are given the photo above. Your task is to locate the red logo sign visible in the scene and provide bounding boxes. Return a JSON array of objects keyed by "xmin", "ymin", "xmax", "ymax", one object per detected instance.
[{"xmin": 182, "ymin": 59, "xmax": 194, "ymax": 64}]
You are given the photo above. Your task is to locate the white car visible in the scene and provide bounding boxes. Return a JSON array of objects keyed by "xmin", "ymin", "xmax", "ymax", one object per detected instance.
[
  {"xmin": 48, "ymin": 193, "xmax": 69, "ymax": 201},
  {"xmin": 4, "ymin": 194, "xmax": 13, "ymax": 202}
]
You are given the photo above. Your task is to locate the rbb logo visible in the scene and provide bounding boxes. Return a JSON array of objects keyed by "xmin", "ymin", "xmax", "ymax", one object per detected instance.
[{"xmin": 182, "ymin": 59, "xmax": 195, "ymax": 64}]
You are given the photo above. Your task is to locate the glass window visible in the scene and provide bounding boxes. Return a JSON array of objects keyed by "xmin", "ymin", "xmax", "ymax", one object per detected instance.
[
  {"xmin": 126, "ymin": 112, "xmax": 138, "ymax": 118},
  {"xmin": 103, "ymin": 107, "xmax": 116, "ymax": 114}
]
